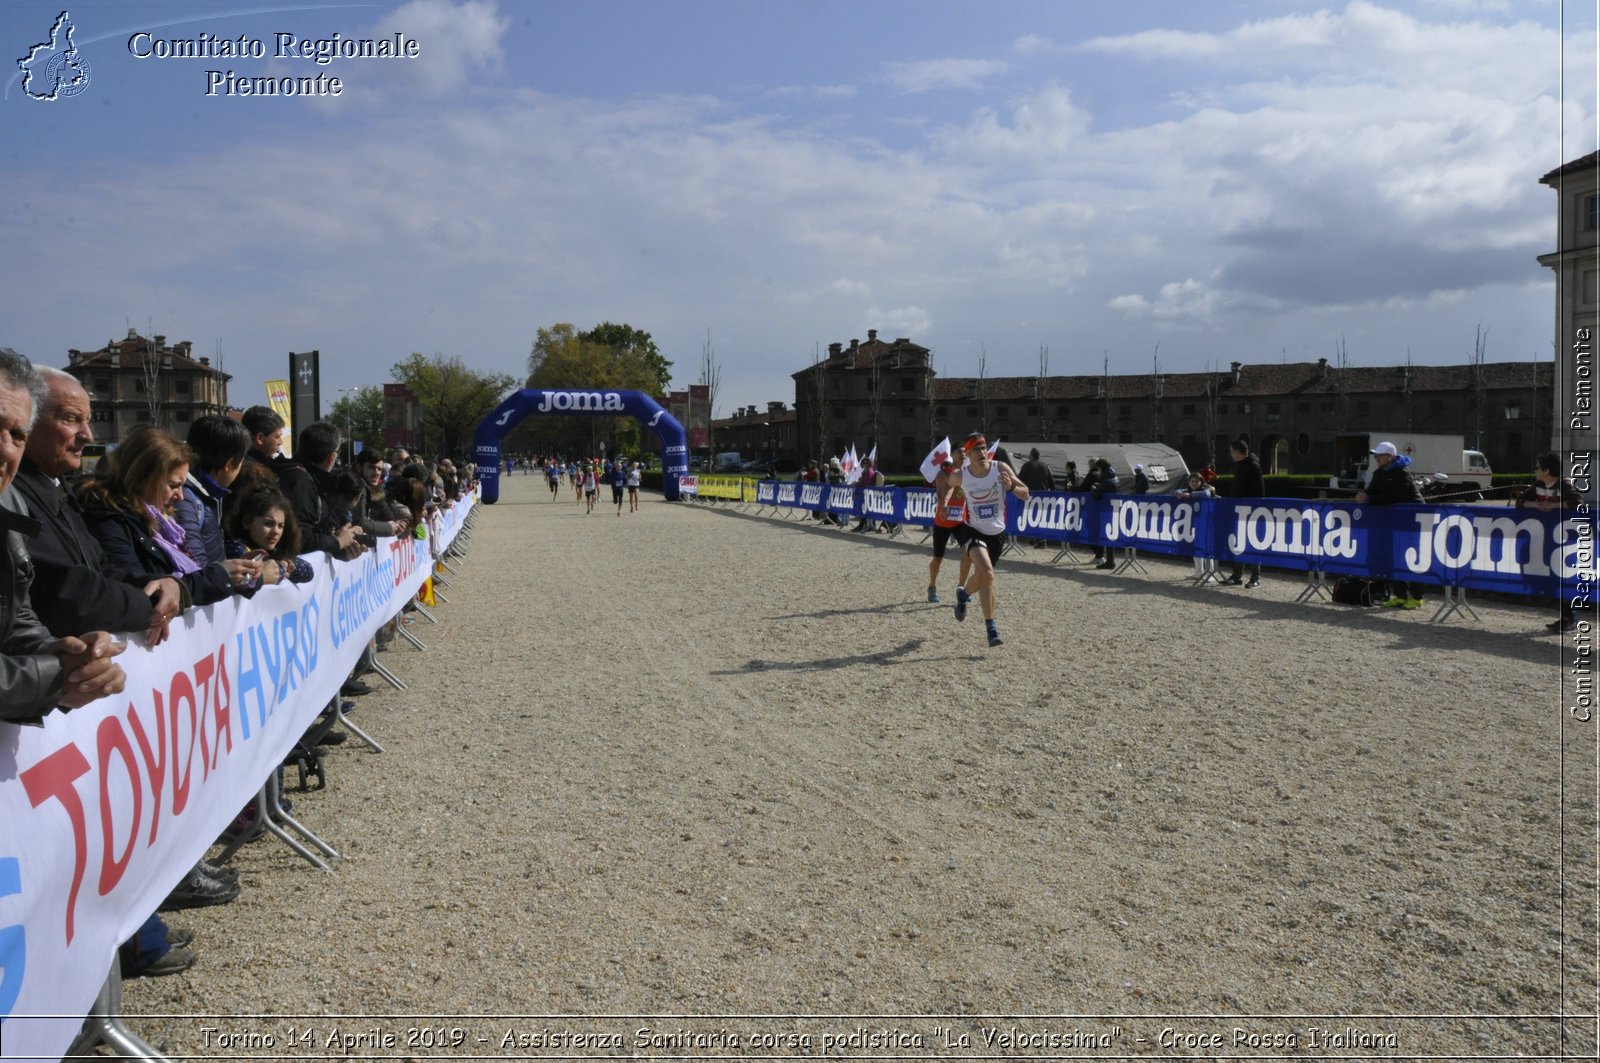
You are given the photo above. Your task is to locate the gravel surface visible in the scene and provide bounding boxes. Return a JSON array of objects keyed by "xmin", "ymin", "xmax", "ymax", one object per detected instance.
[{"xmin": 117, "ymin": 474, "xmax": 1597, "ymax": 1060}]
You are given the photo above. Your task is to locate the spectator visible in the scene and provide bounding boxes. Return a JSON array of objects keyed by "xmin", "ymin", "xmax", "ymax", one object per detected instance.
[
  {"xmin": 240, "ymin": 405, "xmax": 289, "ymax": 472},
  {"xmin": 177, "ymin": 414, "xmax": 251, "ymax": 567},
  {"xmin": 1090, "ymin": 458, "xmax": 1119, "ymax": 570},
  {"xmin": 224, "ymin": 485, "xmax": 315, "ymax": 592},
  {"xmin": 1225, "ymin": 437, "xmax": 1264, "ymax": 589},
  {"xmin": 351, "ymin": 449, "xmax": 409, "ymax": 538},
  {"xmin": 0, "ymin": 350, "xmax": 128, "ymax": 722},
  {"xmin": 1062, "ymin": 460, "xmax": 1080, "ymax": 490},
  {"xmin": 12, "ymin": 368, "xmax": 181, "ymax": 644},
  {"xmin": 1518, "ymin": 451, "xmax": 1582, "ymax": 633},
  {"xmin": 74, "ymin": 425, "xmax": 259, "ymax": 609},
  {"xmin": 850, "ymin": 457, "xmax": 885, "ymax": 532},
  {"xmin": 1018, "ymin": 448, "xmax": 1056, "ymax": 492},
  {"xmin": 1355, "ymin": 440, "xmax": 1424, "ymax": 608},
  {"xmin": 277, "ymin": 421, "xmax": 363, "ymax": 559},
  {"xmin": 1132, "ymin": 463, "xmax": 1150, "ymax": 494}
]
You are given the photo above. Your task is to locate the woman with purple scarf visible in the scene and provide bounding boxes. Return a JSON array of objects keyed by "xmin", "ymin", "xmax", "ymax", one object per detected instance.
[{"xmin": 75, "ymin": 425, "xmax": 261, "ymax": 611}]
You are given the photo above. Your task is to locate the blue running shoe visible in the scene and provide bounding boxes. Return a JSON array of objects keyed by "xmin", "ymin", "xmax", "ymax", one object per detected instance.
[
  {"xmin": 987, "ymin": 628, "xmax": 1003, "ymax": 647},
  {"xmin": 954, "ymin": 587, "xmax": 969, "ymax": 623},
  {"xmin": 927, "ymin": 585, "xmax": 939, "ymax": 603}
]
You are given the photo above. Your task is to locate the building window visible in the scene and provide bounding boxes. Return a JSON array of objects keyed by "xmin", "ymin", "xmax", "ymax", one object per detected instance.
[
  {"xmin": 1056, "ymin": 405, "xmax": 1069, "ymax": 417},
  {"xmin": 1182, "ymin": 403, "xmax": 1195, "ymax": 415},
  {"xmin": 900, "ymin": 435, "xmax": 913, "ymax": 454},
  {"xmin": 1589, "ymin": 194, "xmax": 1600, "ymax": 231},
  {"xmin": 996, "ymin": 406, "xmax": 1009, "ymax": 417},
  {"xmin": 936, "ymin": 406, "xmax": 947, "ymax": 417},
  {"xmin": 1267, "ymin": 402, "xmax": 1281, "ymax": 422},
  {"xmin": 93, "ymin": 376, "xmax": 110, "ymax": 393},
  {"xmin": 1584, "ymin": 268, "xmax": 1598, "ymax": 305},
  {"xmin": 91, "ymin": 409, "xmax": 111, "ymax": 423},
  {"xmin": 1321, "ymin": 401, "xmax": 1333, "ymax": 413},
  {"xmin": 1356, "ymin": 400, "xmax": 1371, "ymax": 415},
  {"xmin": 134, "ymin": 379, "xmax": 146, "ymax": 393},
  {"xmin": 1431, "ymin": 399, "xmax": 1445, "ymax": 413},
  {"xmin": 900, "ymin": 378, "xmax": 916, "ymax": 392},
  {"xmin": 175, "ymin": 378, "xmax": 190, "ymax": 395},
  {"xmin": 1296, "ymin": 401, "xmax": 1310, "ymax": 413},
  {"xmin": 1218, "ymin": 403, "xmax": 1228, "ymax": 414},
  {"xmin": 175, "ymin": 409, "xmax": 192, "ymax": 423},
  {"xmin": 1088, "ymin": 433, "xmax": 1101, "ymax": 444},
  {"xmin": 1026, "ymin": 405, "xmax": 1039, "ymax": 416},
  {"xmin": 1119, "ymin": 404, "xmax": 1132, "ymax": 416},
  {"xmin": 966, "ymin": 405, "xmax": 978, "ymax": 416}
]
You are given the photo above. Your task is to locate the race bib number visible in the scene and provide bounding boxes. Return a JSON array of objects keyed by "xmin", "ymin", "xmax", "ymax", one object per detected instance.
[
  {"xmin": 974, "ymin": 502, "xmax": 999, "ymax": 521},
  {"xmin": 943, "ymin": 505, "xmax": 963, "ymax": 522}
]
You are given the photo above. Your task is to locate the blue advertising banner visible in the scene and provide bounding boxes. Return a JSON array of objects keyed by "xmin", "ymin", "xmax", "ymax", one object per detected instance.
[{"xmin": 754, "ymin": 482, "xmax": 1596, "ymax": 605}]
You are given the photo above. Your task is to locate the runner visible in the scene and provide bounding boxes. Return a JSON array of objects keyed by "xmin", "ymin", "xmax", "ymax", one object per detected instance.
[
  {"xmin": 583, "ymin": 463, "xmax": 599, "ymax": 514},
  {"xmin": 610, "ymin": 459, "xmax": 627, "ymax": 516},
  {"xmin": 927, "ymin": 457, "xmax": 971, "ymax": 603},
  {"xmin": 937, "ymin": 433, "xmax": 1029, "ymax": 647},
  {"xmin": 626, "ymin": 461, "xmax": 642, "ymax": 513},
  {"xmin": 547, "ymin": 461, "xmax": 562, "ymax": 500},
  {"xmin": 573, "ymin": 461, "xmax": 585, "ymax": 505}
]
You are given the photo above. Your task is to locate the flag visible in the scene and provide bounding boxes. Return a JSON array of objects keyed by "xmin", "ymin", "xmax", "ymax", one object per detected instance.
[
  {"xmin": 841, "ymin": 445, "xmax": 859, "ymax": 484},
  {"xmin": 919, "ymin": 437, "xmax": 952, "ymax": 483},
  {"xmin": 865, "ymin": 444, "xmax": 877, "ymax": 469},
  {"xmin": 987, "ymin": 437, "xmax": 1002, "ymax": 459}
]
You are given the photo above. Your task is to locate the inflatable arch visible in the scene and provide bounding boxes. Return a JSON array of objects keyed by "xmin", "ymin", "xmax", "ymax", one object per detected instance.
[{"xmin": 474, "ymin": 388, "xmax": 690, "ymax": 503}]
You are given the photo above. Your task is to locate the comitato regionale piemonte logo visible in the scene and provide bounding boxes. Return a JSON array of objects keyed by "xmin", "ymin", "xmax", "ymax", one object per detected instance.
[{"xmin": 17, "ymin": 10, "xmax": 91, "ymax": 100}]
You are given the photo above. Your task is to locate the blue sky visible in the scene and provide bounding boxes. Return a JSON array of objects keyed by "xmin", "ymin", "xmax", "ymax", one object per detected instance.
[{"xmin": 2, "ymin": 0, "xmax": 1595, "ymax": 421}]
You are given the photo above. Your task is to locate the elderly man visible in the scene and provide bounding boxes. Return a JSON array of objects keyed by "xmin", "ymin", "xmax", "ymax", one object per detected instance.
[
  {"xmin": 11, "ymin": 367, "xmax": 182, "ymax": 644},
  {"xmin": 0, "ymin": 351, "xmax": 127, "ymax": 722}
]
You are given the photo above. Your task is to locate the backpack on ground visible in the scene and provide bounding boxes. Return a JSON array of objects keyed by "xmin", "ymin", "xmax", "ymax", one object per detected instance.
[{"xmin": 1331, "ymin": 577, "xmax": 1381, "ymax": 607}]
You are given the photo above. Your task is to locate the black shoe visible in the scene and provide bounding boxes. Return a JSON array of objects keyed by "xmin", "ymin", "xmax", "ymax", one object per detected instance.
[
  {"xmin": 1225, "ymin": 574, "xmax": 1243, "ymax": 585},
  {"xmin": 1245, "ymin": 577, "xmax": 1260, "ymax": 589},
  {"xmin": 130, "ymin": 945, "xmax": 197, "ymax": 978},
  {"xmin": 1550, "ymin": 617, "xmax": 1577, "ymax": 633},
  {"xmin": 1097, "ymin": 560, "xmax": 1115, "ymax": 570},
  {"xmin": 340, "ymin": 678, "xmax": 375, "ymax": 697},
  {"xmin": 195, "ymin": 859, "xmax": 238, "ymax": 884},
  {"xmin": 316, "ymin": 730, "xmax": 348, "ymax": 746},
  {"xmin": 159, "ymin": 869, "xmax": 241, "ymax": 911}
]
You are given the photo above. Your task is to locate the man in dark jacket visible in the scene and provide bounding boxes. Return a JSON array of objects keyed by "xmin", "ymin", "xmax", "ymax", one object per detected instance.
[
  {"xmin": 13, "ymin": 368, "xmax": 182, "ymax": 643},
  {"xmin": 1226, "ymin": 438, "xmax": 1264, "ymax": 588},
  {"xmin": 277, "ymin": 421, "xmax": 363, "ymax": 558},
  {"xmin": 0, "ymin": 351, "xmax": 127, "ymax": 723},
  {"xmin": 1357, "ymin": 441, "xmax": 1425, "ymax": 607}
]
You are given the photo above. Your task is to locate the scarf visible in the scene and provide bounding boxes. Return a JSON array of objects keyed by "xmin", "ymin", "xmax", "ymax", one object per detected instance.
[{"xmin": 147, "ymin": 504, "xmax": 202, "ymax": 575}]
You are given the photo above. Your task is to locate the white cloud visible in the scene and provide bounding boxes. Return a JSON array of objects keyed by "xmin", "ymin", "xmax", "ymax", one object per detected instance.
[
  {"xmin": 882, "ymin": 57, "xmax": 1011, "ymax": 94},
  {"xmin": 366, "ymin": 0, "xmax": 509, "ymax": 96},
  {"xmin": 938, "ymin": 84, "xmax": 1091, "ymax": 158},
  {"xmin": 1012, "ymin": 34, "xmax": 1056, "ymax": 55}
]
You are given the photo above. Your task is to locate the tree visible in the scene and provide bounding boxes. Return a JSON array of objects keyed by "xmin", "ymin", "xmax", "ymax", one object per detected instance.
[
  {"xmin": 524, "ymin": 322, "xmax": 675, "ymax": 460},
  {"xmin": 700, "ymin": 329, "xmax": 721, "ymax": 456},
  {"xmin": 327, "ymin": 385, "xmax": 385, "ymax": 461},
  {"xmin": 391, "ymin": 352, "xmax": 516, "ymax": 459}
]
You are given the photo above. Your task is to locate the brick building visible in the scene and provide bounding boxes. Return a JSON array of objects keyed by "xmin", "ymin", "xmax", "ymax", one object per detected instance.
[
  {"xmin": 64, "ymin": 329, "xmax": 231, "ymax": 443},
  {"xmin": 1538, "ymin": 150, "xmax": 1599, "ymax": 453},
  {"xmin": 778, "ymin": 327, "xmax": 1549, "ymax": 477}
]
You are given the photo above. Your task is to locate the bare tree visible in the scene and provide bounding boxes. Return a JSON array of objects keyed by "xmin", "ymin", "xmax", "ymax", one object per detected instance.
[
  {"xmin": 700, "ymin": 328, "xmax": 722, "ymax": 456},
  {"xmin": 1334, "ymin": 335, "xmax": 1352, "ymax": 431},
  {"xmin": 1150, "ymin": 344, "xmax": 1163, "ymax": 441},
  {"xmin": 1203, "ymin": 360, "xmax": 1222, "ymax": 467},
  {"xmin": 1101, "ymin": 352, "xmax": 1112, "ymax": 443},
  {"xmin": 867, "ymin": 348, "xmax": 883, "ymax": 452},
  {"xmin": 1470, "ymin": 323, "xmax": 1488, "ymax": 451},
  {"xmin": 141, "ymin": 322, "xmax": 162, "ymax": 426},
  {"xmin": 1036, "ymin": 345, "xmax": 1050, "ymax": 439},
  {"xmin": 976, "ymin": 345, "xmax": 989, "ymax": 433},
  {"xmin": 925, "ymin": 348, "xmax": 938, "ymax": 442}
]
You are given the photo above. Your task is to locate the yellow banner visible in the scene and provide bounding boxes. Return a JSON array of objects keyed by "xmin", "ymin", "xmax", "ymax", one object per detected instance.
[
  {"xmin": 264, "ymin": 379, "xmax": 294, "ymax": 457},
  {"xmin": 695, "ymin": 475, "xmax": 749, "ymax": 500}
]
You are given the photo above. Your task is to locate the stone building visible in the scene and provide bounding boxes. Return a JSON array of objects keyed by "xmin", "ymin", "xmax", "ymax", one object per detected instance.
[
  {"xmin": 710, "ymin": 402, "xmax": 797, "ymax": 463},
  {"xmin": 780, "ymin": 326, "xmax": 1548, "ymax": 477},
  {"xmin": 1538, "ymin": 150, "xmax": 1599, "ymax": 453},
  {"xmin": 64, "ymin": 329, "xmax": 231, "ymax": 444}
]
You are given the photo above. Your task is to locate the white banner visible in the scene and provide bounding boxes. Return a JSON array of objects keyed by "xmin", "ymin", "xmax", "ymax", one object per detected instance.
[{"xmin": 0, "ymin": 494, "xmax": 472, "ymax": 1061}]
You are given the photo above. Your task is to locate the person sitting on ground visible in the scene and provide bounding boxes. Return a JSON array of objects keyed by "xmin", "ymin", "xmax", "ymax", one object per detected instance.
[{"xmin": 1518, "ymin": 451, "xmax": 1583, "ymax": 633}]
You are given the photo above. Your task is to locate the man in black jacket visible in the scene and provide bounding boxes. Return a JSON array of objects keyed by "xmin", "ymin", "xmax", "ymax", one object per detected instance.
[
  {"xmin": 1226, "ymin": 438, "xmax": 1264, "ymax": 588},
  {"xmin": 0, "ymin": 351, "xmax": 128, "ymax": 722},
  {"xmin": 13, "ymin": 368, "xmax": 182, "ymax": 643},
  {"xmin": 277, "ymin": 420, "xmax": 363, "ymax": 558},
  {"xmin": 1356, "ymin": 441, "xmax": 1425, "ymax": 607}
]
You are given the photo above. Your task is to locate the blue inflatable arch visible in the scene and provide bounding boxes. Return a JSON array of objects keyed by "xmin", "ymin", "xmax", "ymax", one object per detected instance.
[{"xmin": 474, "ymin": 388, "xmax": 690, "ymax": 503}]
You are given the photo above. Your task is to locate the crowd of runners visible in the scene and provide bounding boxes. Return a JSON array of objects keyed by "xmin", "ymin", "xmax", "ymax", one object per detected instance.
[{"xmin": 526, "ymin": 457, "xmax": 642, "ymax": 515}]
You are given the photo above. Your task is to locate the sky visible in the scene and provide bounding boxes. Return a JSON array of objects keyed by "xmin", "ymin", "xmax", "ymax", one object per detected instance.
[{"xmin": 1, "ymin": 0, "xmax": 1596, "ymax": 420}]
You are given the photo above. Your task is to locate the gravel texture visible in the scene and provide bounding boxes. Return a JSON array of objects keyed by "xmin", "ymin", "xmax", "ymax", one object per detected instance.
[{"xmin": 117, "ymin": 474, "xmax": 1597, "ymax": 1059}]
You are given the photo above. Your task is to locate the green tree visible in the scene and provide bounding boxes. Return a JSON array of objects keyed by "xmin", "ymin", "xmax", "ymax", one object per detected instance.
[
  {"xmin": 391, "ymin": 353, "xmax": 517, "ymax": 459},
  {"xmin": 524, "ymin": 322, "xmax": 674, "ymax": 460},
  {"xmin": 327, "ymin": 385, "xmax": 385, "ymax": 463}
]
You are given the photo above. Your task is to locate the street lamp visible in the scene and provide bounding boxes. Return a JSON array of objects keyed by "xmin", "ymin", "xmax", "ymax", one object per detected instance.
[{"xmin": 337, "ymin": 387, "xmax": 355, "ymax": 466}]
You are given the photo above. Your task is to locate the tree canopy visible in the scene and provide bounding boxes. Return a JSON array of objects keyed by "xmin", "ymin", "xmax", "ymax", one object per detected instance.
[
  {"xmin": 391, "ymin": 352, "xmax": 517, "ymax": 459},
  {"xmin": 520, "ymin": 322, "xmax": 674, "ymax": 460}
]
